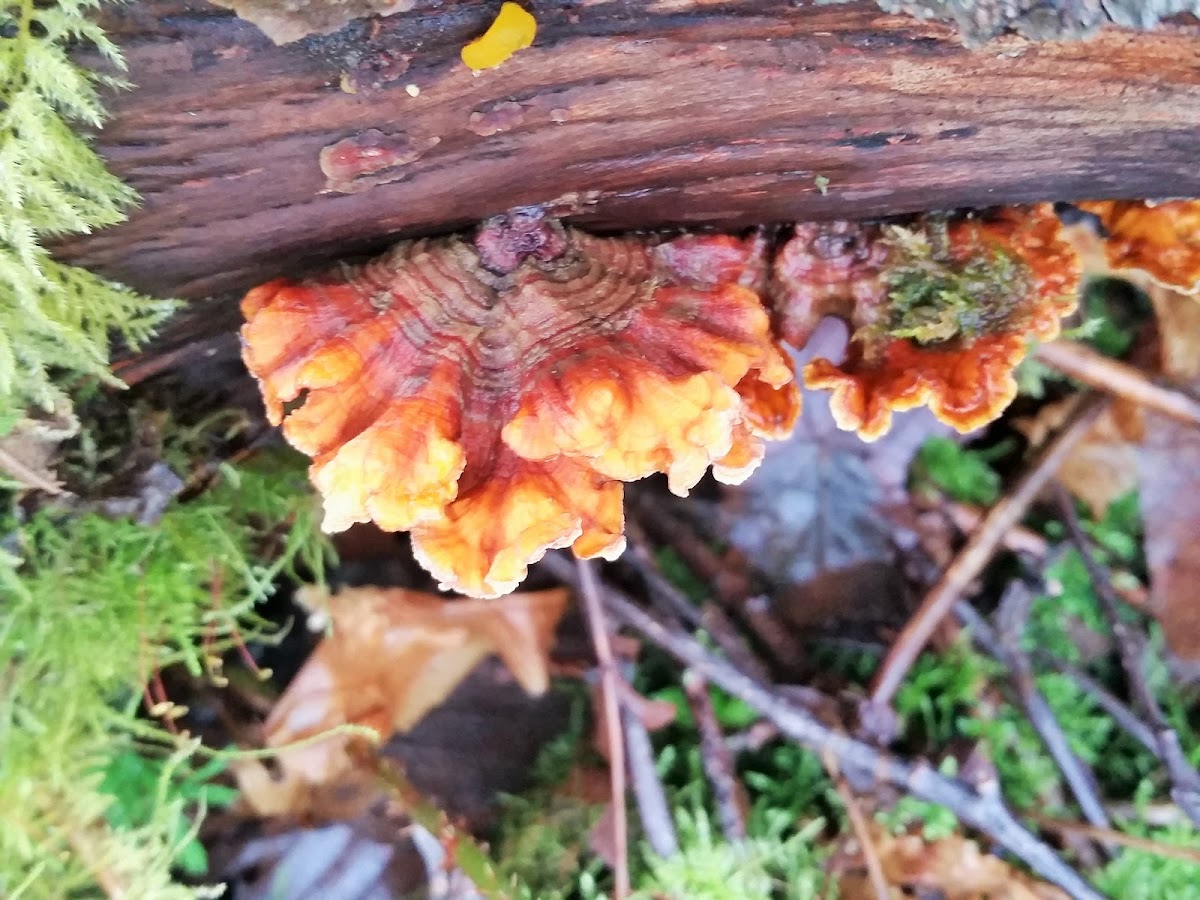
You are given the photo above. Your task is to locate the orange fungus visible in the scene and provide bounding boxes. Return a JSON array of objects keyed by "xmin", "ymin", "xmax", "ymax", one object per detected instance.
[
  {"xmin": 772, "ymin": 204, "xmax": 1081, "ymax": 440},
  {"xmin": 1078, "ymin": 199, "xmax": 1200, "ymax": 295},
  {"xmin": 241, "ymin": 211, "xmax": 798, "ymax": 597}
]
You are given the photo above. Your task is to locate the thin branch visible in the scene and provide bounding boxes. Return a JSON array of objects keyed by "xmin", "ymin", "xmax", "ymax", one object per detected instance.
[
  {"xmin": 633, "ymin": 496, "xmax": 804, "ymax": 673},
  {"xmin": 1057, "ymin": 488, "xmax": 1200, "ymax": 829},
  {"xmin": 826, "ymin": 761, "xmax": 890, "ymax": 900},
  {"xmin": 1036, "ymin": 340, "xmax": 1200, "ymax": 429},
  {"xmin": 622, "ymin": 535, "xmax": 771, "ymax": 683},
  {"xmin": 597, "ymin": 583, "xmax": 1102, "ymax": 900},
  {"xmin": 577, "ymin": 558, "xmax": 630, "ymax": 899},
  {"xmin": 943, "ymin": 501, "xmax": 1049, "ymax": 558},
  {"xmin": 1029, "ymin": 649, "xmax": 1158, "ymax": 753},
  {"xmin": 621, "ymin": 701, "xmax": 680, "ymax": 859},
  {"xmin": 684, "ymin": 670, "xmax": 747, "ymax": 842},
  {"xmin": 1030, "ymin": 812, "xmax": 1200, "ymax": 865},
  {"xmin": 870, "ymin": 391, "xmax": 1109, "ymax": 707},
  {"xmin": 956, "ymin": 596, "xmax": 1112, "ymax": 840}
]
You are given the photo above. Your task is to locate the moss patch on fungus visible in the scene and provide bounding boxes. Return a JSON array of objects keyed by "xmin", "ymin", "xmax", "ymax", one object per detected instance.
[{"xmin": 866, "ymin": 223, "xmax": 1031, "ymax": 347}]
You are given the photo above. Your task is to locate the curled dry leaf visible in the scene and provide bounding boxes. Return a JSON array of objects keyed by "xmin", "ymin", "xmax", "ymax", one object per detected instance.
[
  {"xmin": 1079, "ymin": 199, "xmax": 1200, "ymax": 295},
  {"xmin": 241, "ymin": 211, "xmax": 798, "ymax": 596},
  {"xmin": 772, "ymin": 204, "xmax": 1080, "ymax": 441},
  {"xmin": 262, "ymin": 584, "xmax": 569, "ymax": 785}
]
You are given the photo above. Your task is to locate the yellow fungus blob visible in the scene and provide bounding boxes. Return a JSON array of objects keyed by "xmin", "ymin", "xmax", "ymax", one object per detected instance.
[{"xmin": 461, "ymin": 2, "xmax": 537, "ymax": 71}]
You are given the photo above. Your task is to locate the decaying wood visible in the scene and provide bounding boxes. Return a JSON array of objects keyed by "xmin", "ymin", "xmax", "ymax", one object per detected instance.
[{"xmin": 61, "ymin": 0, "xmax": 1200, "ymax": 327}]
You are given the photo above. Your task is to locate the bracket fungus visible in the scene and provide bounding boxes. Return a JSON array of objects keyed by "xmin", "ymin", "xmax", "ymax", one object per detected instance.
[
  {"xmin": 1078, "ymin": 199, "xmax": 1200, "ymax": 295},
  {"xmin": 772, "ymin": 204, "xmax": 1081, "ymax": 441},
  {"xmin": 241, "ymin": 212, "xmax": 798, "ymax": 597}
]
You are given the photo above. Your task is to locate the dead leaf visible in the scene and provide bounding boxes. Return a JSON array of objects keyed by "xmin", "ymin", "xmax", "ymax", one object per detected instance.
[
  {"xmin": 0, "ymin": 399, "xmax": 76, "ymax": 494},
  {"xmin": 719, "ymin": 318, "xmax": 950, "ymax": 605},
  {"xmin": 262, "ymin": 585, "xmax": 569, "ymax": 785},
  {"xmin": 839, "ymin": 825, "xmax": 1069, "ymax": 900}
]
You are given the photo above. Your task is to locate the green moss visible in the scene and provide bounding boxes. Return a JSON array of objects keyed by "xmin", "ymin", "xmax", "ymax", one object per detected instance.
[
  {"xmin": 0, "ymin": 450, "xmax": 332, "ymax": 897},
  {"xmin": 869, "ymin": 223, "xmax": 1030, "ymax": 346},
  {"xmin": 0, "ymin": 0, "xmax": 175, "ymax": 423}
]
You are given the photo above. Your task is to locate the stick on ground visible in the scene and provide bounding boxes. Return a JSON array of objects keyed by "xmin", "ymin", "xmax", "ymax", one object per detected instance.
[
  {"xmin": 1057, "ymin": 487, "xmax": 1200, "ymax": 829},
  {"xmin": 684, "ymin": 670, "xmax": 748, "ymax": 843},
  {"xmin": 870, "ymin": 391, "xmax": 1109, "ymax": 707},
  {"xmin": 1036, "ymin": 340, "xmax": 1200, "ymax": 430},
  {"xmin": 577, "ymin": 558, "xmax": 631, "ymax": 899},
  {"xmin": 593, "ymin": 580, "xmax": 1103, "ymax": 900}
]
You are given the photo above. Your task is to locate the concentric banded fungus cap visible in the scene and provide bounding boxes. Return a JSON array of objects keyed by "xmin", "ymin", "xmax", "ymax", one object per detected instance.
[
  {"xmin": 241, "ymin": 212, "xmax": 798, "ymax": 597},
  {"xmin": 1078, "ymin": 200, "xmax": 1200, "ymax": 295},
  {"xmin": 773, "ymin": 204, "xmax": 1081, "ymax": 441}
]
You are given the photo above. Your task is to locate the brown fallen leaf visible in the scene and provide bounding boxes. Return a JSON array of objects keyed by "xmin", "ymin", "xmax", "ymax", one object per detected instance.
[
  {"xmin": 1132, "ymin": 285, "xmax": 1200, "ymax": 660},
  {"xmin": 838, "ymin": 824, "xmax": 1069, "ymax": 900},
  {"xmin": 260, "ymin": 584, "xmax": 569, "ymax": 787},
  {"xmin": 0, "ymin": 399, "xmax": 76, "ymax": 494}
]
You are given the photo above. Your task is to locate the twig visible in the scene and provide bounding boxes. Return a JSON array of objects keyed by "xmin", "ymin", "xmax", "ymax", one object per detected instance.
[
  {"xmin": 957, "ymin": 596, "xmax": 1112, "ymax": 842},
  {"xmin": 577, "ymin": 558, "xmax": 630, "ymax": 899},
  {"xmin": 620, "ymin": 664, "xmax": 679, "ymax": 859},
  {"xmin": 684, "ymin": 670, "xmax": 747, "ymax": 842},
  {"xmin": 597, "ymin": 583, "xmax": 1102, "ymax": 900},
  {"xmin": 1030, "ymin": 812, "xmax": 1200, "ymax": 865},
  {"xmin": 632, "ymin": 499, "xmax": 803, "ymax": 673},
  {"xmin": 741, "ymin": 594, "xmax": 806, "ymax": 672},
  {"xmin": 620, "ymin": 522, "xmax": 703, "ymax": 629},
  {"xmin": 1029, "ymin": 649, "xmax": 1158, "ymax": 753},
  {"xmin": 870, "ymin": 391, "xmax": 1109, "ymax": 707},
  {"xmin": 1036, "ymin": 340, "xmax": 1200, "ymax": 429},
  {"xmin": 1057, "ymin": 488, "xmax": 1200, "ymax": 829},
  {"xmin": 826, "ymin": 761, "xmax": 889, "ymax": 900},
  {"xmin": 630, "ymin": 493, "xmax": 754, "ymax": 607},
  {"xmin": 944, "ymin": 501, "xmax": 1049, "ymax": 558},
  {"xmin": 623, "ymin": 536, "xmax": 771, "ymax": 683}
]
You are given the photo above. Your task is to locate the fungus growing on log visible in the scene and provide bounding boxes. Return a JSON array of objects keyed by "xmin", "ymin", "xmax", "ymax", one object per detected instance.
[
  {"xmin": 1078, "ymin": 199, "xmax": 1200, "ymax": 295},
  {"xmin": 461, "ymin": 2, "xmax": 537, "ymax": 71},
  {"xmin": 773, "ymin": 204, "xmax": 1081, "ymax": 441},
  {"xmin": 241, "ymin": 211, "xmax": 797, "ymax": 597}
]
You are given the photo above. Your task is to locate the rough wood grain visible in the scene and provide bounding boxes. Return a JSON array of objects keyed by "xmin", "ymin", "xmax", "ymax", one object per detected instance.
[{"xmin": 61, "ymin": 0, "xmax": 1200, "ymax": 309}]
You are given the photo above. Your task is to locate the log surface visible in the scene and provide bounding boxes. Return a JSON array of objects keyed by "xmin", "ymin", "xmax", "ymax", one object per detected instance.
[{"xmin": 62, "ymin": 0, "xmax": 1200, "ymax": 307}]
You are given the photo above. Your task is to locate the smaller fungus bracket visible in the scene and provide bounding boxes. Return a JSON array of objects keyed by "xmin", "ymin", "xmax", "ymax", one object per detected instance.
[
  {"xmin": 240, "ymin": 215, "xmax": 798, "ymax": 597},
  {"xmin": 1079, "ymin": 199, "xmax": 1200, "ymax": 296},
  {"xmin": 772, "ymin": 204, "xmax": 1082, "ymax": 441}
]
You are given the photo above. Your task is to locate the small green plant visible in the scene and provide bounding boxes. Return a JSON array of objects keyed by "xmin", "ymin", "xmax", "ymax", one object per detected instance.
[
  {"xmin": 910, "ymin": 435, "xmax": 1003, "ymax": 506},
  {"xmin": 99, "ymin": 749, "xmax": 238, "ymax": 877},
  {"xmin": 0, "ymin": 449, "xmax": 331, "ymax": 897},
  {"xmin": 0, "ymin": 0, "xmax": 175, "ymax": 422},
  {"xmin": 634, "ymin": 808, "xmax": 832, "ymax": 900}
]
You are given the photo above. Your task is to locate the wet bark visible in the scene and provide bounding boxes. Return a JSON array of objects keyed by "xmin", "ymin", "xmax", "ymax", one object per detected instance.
[{"xmin": 60, "ymin": 0, "xmax": 1200, "ymax": 326}]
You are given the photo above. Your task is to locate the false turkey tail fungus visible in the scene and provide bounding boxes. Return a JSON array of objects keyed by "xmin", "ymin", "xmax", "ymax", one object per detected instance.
[
  {"xmin": 1078, "ymin": 199, "xmax": 1200, "ymax": 295},
  {"xmin": 241, "ymin": 212, "xmax": 798, "ymax": 597},
  {"xmin": 773, "ymin": 204, "xmax": 1081, "ymax": 440}
]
